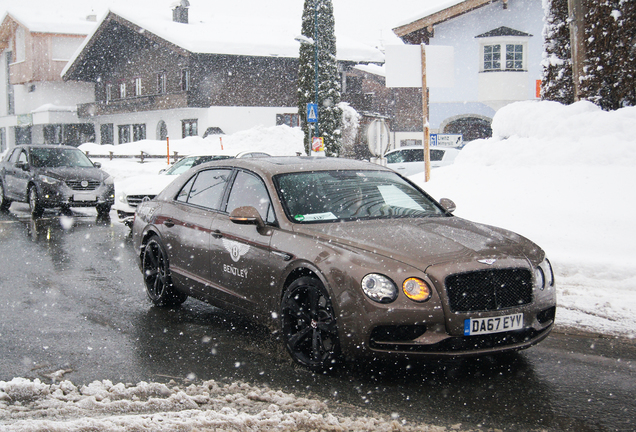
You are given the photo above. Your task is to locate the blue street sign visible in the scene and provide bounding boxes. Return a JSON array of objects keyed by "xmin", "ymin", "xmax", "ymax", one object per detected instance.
[
  {"xmin": 430, "ymin": 133, "xmax": 438, "ymax": 146},
  {"xmin": 307, "ymin": 103, "xmax": 318, "ymax": 123}
]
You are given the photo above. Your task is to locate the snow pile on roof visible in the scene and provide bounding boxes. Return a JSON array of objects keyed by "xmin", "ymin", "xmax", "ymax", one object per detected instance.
[
  {"xmin": 419, "ymin": 100, "xmax": 636, "ymax": 338},
  {"xmin": 1, "ymin": 6, "xmax": 97, "ymax": 35},
  {"xmin": 0, "ymin": 377, "xmax": 450, "ymax": 431},
  {"xmin": 394, "ymin": 0, "xmax": 467, "ymax": 28}
]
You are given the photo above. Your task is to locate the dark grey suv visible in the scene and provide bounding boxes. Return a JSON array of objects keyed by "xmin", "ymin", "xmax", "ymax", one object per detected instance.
[{"xmin": 0, "ymin": 145, "xmax": 114, "ymax": 218}]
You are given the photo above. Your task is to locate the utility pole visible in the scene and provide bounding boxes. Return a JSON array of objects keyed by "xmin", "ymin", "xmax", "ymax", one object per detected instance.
[
  {"xmin": 421, "ymin": 44, "xmax": 431, "ymax": 182},
  {"xmin": 568, "ymin": 0, "xmax": 586, "ymax": 101}
]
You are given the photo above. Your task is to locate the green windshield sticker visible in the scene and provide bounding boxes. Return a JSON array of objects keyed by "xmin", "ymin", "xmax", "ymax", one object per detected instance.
[{"xmin": 294, "ymin": 215, "xmax": 305, "ymax": 221}]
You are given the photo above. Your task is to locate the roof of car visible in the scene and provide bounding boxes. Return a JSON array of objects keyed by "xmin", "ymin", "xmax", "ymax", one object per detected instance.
[
  {"xmin": 198, "ymin": 156, "xmax": 390, "ymax": 177},
  {"xmin": 16, "ymin": 144, "xmax": 82, "ymax": 150}
]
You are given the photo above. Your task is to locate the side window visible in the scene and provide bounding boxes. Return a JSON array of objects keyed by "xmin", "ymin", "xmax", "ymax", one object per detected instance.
[
  {"xmin": 184, "ymin": 169, "xmax": 231, "ymax": 210},
  {"xmin": 405, "ymin": 149, "xmax": 423, "ymax": 162},
  {"xmin": 226, "ymin": 171, "xmax": 275, "ymax": 224},
  {"xmin": 430, "ymin": 149, "xmax": 444, "ymax": 161},
  {"xmin": 176, "ymin": 175, "xmax": 196, "ymax": 203},
  {"xmin": 8, "ymin": 149, "xmax": 21, "ymax": 163},
  {"xmin": 17, "ymin": 150, "xmax": 28, "ymax": 165}
]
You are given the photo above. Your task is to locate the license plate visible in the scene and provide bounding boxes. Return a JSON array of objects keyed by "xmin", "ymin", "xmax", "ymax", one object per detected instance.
[
  {"xmin": 464, "ymin": 313, "xmax": 524, "ymax": 336},
  {"xmin": 74, "ymin": 192, "xmax": 97, "ymax": 202}
]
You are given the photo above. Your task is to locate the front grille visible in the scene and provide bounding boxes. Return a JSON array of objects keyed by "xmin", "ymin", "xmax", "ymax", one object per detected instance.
[
  {"xmin": 66, "ymin": 180, "xmax": 101, "ymax": 191},
  {"xmin": 126, "ymin": 194, "xmax": 156, "ymax": 207},
  {"xmin": 445, "ymin": 268, "xmax": 533, "ymax": 313}
]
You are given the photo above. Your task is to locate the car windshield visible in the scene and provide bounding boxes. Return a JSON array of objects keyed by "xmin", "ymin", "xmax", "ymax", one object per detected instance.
[
  {"xmin": 29, "ymin": 148, "xmax": 95, "ymax": 168},
  {"xmin": 164, "ymin": 155, "xmax": 232, "ymax": 175},
  {"xmin": 275, "ymin": 170, "xmax": 445, "ymax": 223}
]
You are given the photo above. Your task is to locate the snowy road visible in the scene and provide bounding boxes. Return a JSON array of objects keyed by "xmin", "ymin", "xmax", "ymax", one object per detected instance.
[{"xmin": 0, "ymin": 207, "xmax": 634, "ymax": 431}]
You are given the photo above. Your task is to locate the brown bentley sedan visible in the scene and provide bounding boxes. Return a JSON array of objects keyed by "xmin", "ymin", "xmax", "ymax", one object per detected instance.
[{"xmin": 132, "ymin": 157, "xmax": 556, "ymax": 371}]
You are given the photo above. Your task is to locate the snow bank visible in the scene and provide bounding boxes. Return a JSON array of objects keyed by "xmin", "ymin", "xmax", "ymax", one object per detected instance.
[
  {"xmin": 418, "ymin": 101, "xmax": 636, "ymax": 338},
  {"xmin": 80, "ymin": 125, "xmax": 306, "ymax": 181},
  {"xmin": 80, "ymin": 124, "xmax": 305, "ymax": 158},
  {"xmin": 0, "ymin": 377, "xmax": 450, "ymax": 432}
]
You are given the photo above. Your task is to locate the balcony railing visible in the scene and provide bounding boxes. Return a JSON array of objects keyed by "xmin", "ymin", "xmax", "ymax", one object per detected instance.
[{"xmin": 77, "ymin": 93, "xmax": 188, "ymax": 118}]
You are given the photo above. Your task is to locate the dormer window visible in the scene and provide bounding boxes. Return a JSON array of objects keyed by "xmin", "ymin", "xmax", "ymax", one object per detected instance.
[{"xmin": 476, "ymin": 27, "xmax": 531, "ymax": 72}]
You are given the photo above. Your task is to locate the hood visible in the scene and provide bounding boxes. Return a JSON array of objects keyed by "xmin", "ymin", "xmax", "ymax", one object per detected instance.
[
  {"xmin": 115, "ymin": 174, "xmax": 177, "ymax": 196},
  {"xmin": 38, "ymin": 166, "xmax": 110, "ymax": 182},
  {"xmin": 296, "ymin": 216, "xmax": 541, "ymax": 271}
]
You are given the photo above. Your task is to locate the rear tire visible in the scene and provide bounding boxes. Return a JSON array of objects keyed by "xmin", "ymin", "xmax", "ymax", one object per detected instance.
[
  {"xmin": 28, "ymin": 186, "xmax": 44, "ymax": 218},
  {"xmin": 142, "ymin": 236, "xmax": 187, "ymax": 307},
  {"xmin": 0, "ymin": 181, "xmax": 11, "ymax": 211}
]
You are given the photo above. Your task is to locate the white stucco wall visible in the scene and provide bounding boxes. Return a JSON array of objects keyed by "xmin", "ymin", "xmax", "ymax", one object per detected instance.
[
  {"xmin": 13, "ymin": 81, "xmax": 94, "ymax": 114},
  {"xmin": 425, "ymin": 0, "xmax": 544, "ymax": 127}
]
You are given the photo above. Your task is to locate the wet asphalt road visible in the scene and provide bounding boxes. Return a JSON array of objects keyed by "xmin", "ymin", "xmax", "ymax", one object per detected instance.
[{"xmin": 0, "ymin": 205, "xmax": 634, "ymax": 431}]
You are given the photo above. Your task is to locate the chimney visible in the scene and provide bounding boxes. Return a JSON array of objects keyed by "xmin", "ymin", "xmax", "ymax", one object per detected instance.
[{"xmin": 172, "ymin": 0, "xmax": 190, "ymax": 24}]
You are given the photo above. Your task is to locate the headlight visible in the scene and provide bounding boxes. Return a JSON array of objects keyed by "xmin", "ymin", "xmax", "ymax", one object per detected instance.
[
  {"xmin": 39, "ymin": 175, "xmax": 60, "ymax": 185},
  {"xmin": 118, "ymin": 192, "xmax": 127, "ymax": 204},
  {"xmin": 403, "ymin": 278, "xmax": 432, "ymax": 302},
  {"xmin": 361, "ymin": 274, "xmax": 397, "ymax": 303},
  {"xmin": 535, "ymin": 258, "xmax": 555, "ymax": 290},
  {"xmin": 535, "ymin": 267, "xmax": 545, "ymax": 290}
]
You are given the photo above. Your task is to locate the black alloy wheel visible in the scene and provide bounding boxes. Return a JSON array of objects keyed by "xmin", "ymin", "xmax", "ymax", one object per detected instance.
[
  {"xmin": 28, "ymin": 186, "xmax": 44, "ymax": 218},
  {"xmin": 142, "ymin": 236, "xmax": 187, "ymax": 307},
  {"xmin": 281, "ymin": 276, "xmax": 341, "ymax": 372},
  {"xmin": 0, "ymin": 181, "xmax": 10, "ymax": 211}
]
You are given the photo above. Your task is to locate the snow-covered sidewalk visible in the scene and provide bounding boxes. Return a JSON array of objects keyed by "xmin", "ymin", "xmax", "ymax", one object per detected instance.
[{"xmin": 0, "ymin": 378, "xmax": 453, "ymax": 431}]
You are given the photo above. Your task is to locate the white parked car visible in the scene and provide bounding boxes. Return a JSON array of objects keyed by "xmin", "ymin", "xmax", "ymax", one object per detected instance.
[
  {"xmin": 385, "ymin": 145, "xmax": 460, "ymax": 177},
  {"xmin": 114, "ymin": 151, "xmax": 269, "ymax": 225}
]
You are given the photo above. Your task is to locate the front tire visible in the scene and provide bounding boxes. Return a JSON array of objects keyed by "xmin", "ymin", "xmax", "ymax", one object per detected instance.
[
  {"xmin": 142, "ymin": 236, "xmax": 187, "ymax": 307},
  {"xmin": 28, "ymin": 186, "xmax": 44, "ymax": 218},
  {"xmin": 96, "ymin": 203, "xmax": 111, "ymax": 217},
  {"xmin": 281, "ymin": 276, "xmax": 341, "ymax": 372},
  {"xmin": 0, "ymin": 181, "xmax": 11, "ymax": 211}
]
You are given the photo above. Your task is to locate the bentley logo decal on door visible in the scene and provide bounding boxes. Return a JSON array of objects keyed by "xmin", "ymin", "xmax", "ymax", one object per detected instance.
[{"xmin": 222, "ymin": 239, "xmax": 250, "ymax": 262}]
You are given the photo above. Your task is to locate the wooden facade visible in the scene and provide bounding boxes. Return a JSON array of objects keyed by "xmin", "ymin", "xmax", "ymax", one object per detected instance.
[{"xmin": 0, "ymin": 15, "xmax": 86, "ymax": 85}]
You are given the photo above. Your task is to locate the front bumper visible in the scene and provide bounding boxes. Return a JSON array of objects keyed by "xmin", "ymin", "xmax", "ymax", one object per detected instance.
[
  {"xmin": 333, "ymin": 259, "xmax": 556, "ymax": 360},
  {"xmin": 38, "ymin": 182, "xmax": 114, "ymax": 208}
]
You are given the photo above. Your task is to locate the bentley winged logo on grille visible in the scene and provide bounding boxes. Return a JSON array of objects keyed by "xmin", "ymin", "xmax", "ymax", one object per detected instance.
[{"xmin": 478, "ymin": 258, "xmax": 497, "ymax": 265}]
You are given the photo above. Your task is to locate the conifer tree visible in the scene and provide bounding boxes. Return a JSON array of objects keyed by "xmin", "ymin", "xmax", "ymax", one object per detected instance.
[
  {"xmin": 297, "ymin": 0, "xmax": 342, "ymax": 156},
  {"xmin": 581, "ymin": 0, "xmax": 636, "ymax": 110},
  {"xmin": 541, "ymin": 0, "xmax": 574, "ymax": 104}
]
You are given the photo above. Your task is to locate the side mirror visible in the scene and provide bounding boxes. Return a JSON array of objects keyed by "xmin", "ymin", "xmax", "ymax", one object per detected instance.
[
  {"xmin": 439, "ymin": 198, "xmax": 456, "ymax": 213},
  {"xmin": 93, "ymin": 161, "xmax": 102, "ymax": 168},
  {"xmin": 230, "ymin": 206, "xmax": 266, "ymax": 230},
  {"xmin": 16, "ymin": 161, "xmax": 29, "ymax": 171}
]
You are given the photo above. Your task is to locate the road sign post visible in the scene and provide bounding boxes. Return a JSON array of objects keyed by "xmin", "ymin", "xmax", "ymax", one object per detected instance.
[{"xmin": 307, "ymin": 103, "xmax": 318, "ymax": 123}]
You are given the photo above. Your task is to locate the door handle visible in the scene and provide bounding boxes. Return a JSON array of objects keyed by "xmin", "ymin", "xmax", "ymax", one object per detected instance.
[
  {"xmin": 163, "ymin": 219, "xmax": 175, "ymax": 228},
  {"xmin": 212, "ymin": 229, "xmax": 223, "ymax": 239}
]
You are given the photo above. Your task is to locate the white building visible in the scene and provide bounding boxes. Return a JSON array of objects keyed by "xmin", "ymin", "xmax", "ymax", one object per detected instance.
[{"xmin": 393, "ymin": 0, "xmax": 544, "ymax": 142}]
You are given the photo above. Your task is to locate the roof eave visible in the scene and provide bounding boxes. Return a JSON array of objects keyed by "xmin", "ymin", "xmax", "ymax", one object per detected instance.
[
  {"xmin": 393, "ymin": 0, "xmax": 496, "ymax": 38},
  {"xmin": 63, "ymin": 11, "xmax": 190, "ymax": 82}
]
